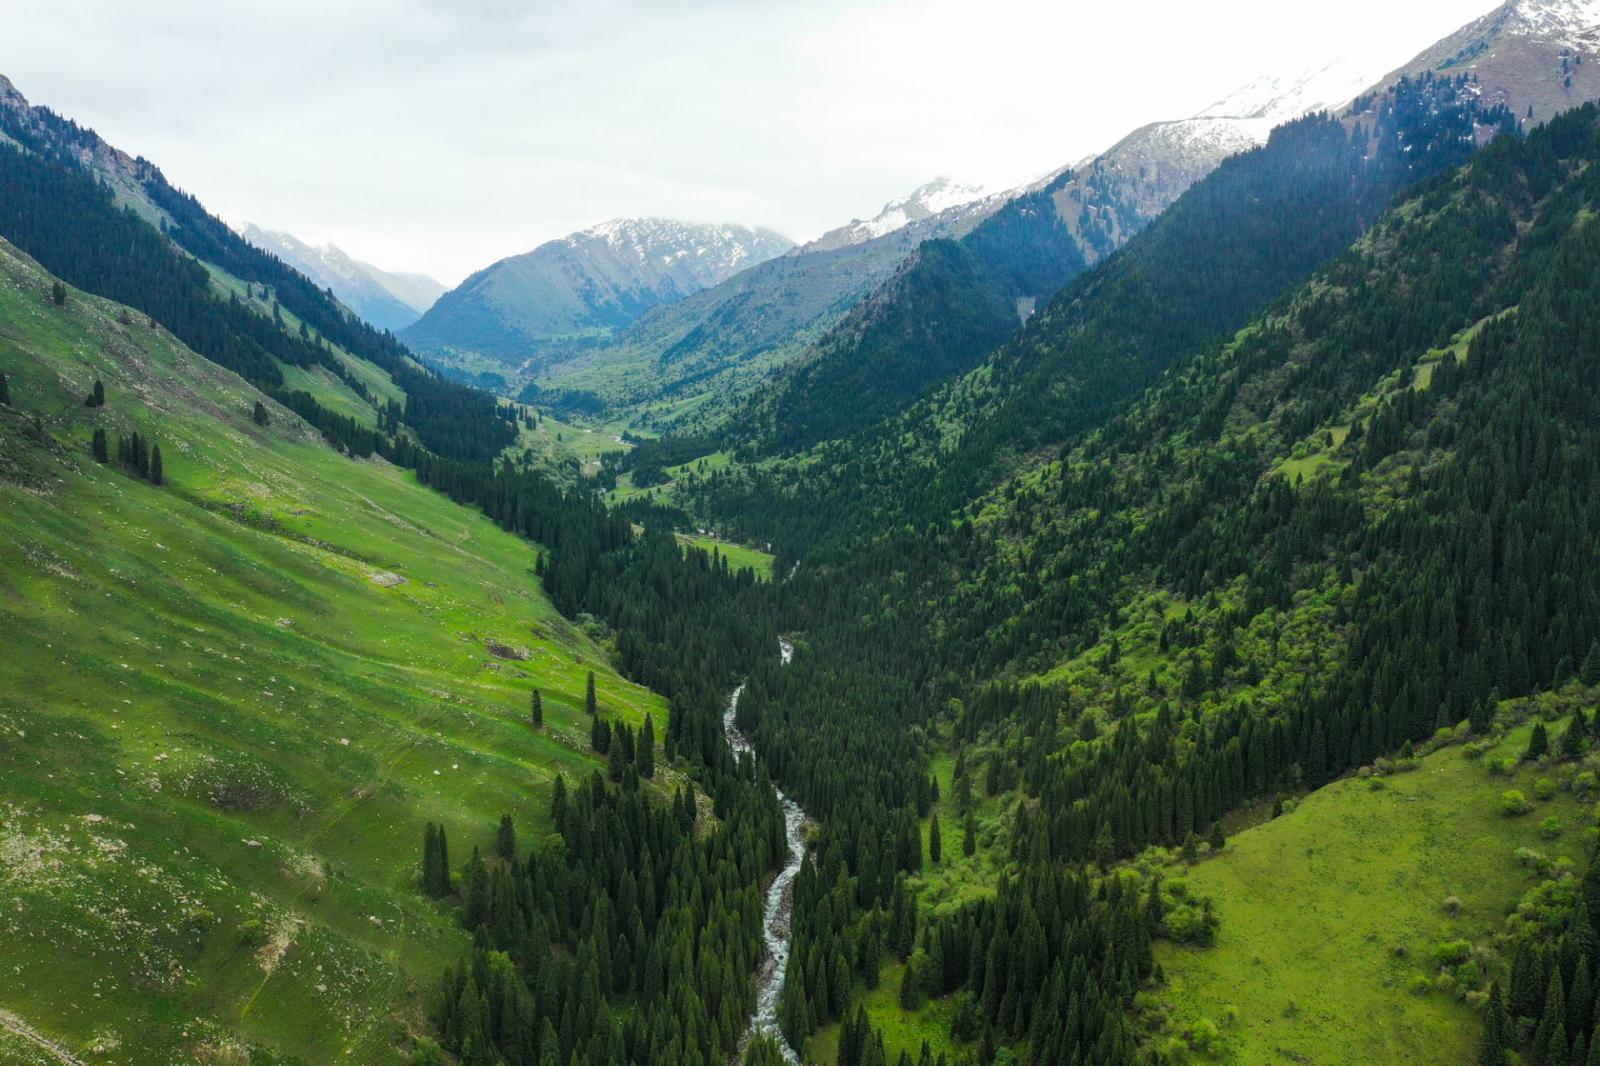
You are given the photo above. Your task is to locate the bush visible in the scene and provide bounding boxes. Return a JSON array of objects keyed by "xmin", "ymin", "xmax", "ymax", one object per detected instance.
[
  {"xmin": 1441, "ymin": 895, "xmax": 1462, "ymax": 916},
  {"xmin": 1432, "ymin": 939, "xmax": 1471, "ymax": 967},
  {"xmin": 1409, "ymin": 974, "xmax": 1433, "ymax": 994},
  {"xmin": 236, "ymin": 919, "xmax": 266, "ymax": 947},
  {"xmin": 1540, "ymin": 816, "xmax": 1564, "ymax": 839},
  {"xmin": 1534, "ymin": 777, "xmax": 1558, "ymax": 801},
  {"xmin": 1501, "ymin": 790, "xmax": 1534, "ymax": 815}
]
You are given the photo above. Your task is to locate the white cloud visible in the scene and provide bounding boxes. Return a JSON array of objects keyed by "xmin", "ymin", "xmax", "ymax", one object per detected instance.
[{"xmin": 1, "ymin": 0, "xmax": 1495, "ymax": 283}]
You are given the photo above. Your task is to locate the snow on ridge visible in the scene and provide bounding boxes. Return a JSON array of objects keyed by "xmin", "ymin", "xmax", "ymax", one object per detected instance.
[{"xmin": 1503, "ymin": 0, "xmax": 1600, "ymax": 42}]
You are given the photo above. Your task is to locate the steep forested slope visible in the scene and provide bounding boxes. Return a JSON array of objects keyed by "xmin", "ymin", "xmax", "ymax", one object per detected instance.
[{"xmin": 706, "ymin": 96, "xmax": 1600, "ymax": 1066}]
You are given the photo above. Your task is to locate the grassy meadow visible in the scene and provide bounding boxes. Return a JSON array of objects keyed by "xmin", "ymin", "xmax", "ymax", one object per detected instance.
[
  {"xmin": 0, "ymin": 238, "xmax": 667, "ymax": 1064},
  {"xmin": 1151, "ymin": 719, "xmax": 1593, "ymax": 1065}
]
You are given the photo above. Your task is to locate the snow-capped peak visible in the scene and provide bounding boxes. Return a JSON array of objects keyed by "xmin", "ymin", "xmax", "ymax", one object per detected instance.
[
  {"xmin": 1197, "ymin": 58, "xmax": 1376, "ymax": 124},
  {"xmin": 1500, "ymin": 0, "xmax": 1600, "ymax": 44},
  {"xmin": 808, "ymin": 177, "xmax": 997, "ymax": 250}
]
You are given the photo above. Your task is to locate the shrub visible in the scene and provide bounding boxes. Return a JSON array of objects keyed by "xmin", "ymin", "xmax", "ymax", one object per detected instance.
[
  {"xmin": 1409, "ymin": 974, "xmax": 1433, "ymax": 994},
  {"xmin": 1501, "ymin": 790, "xmax": 1534, "ymax": 815},
  {"xmin": 1184, "ymin": 1018, "xmax": 1222, "ymax": 1051},
  {"xmin": 1433, "ymin": 940, "xmax": 1471, "ymax": 967},
  {"xmin": 1540, "ymin": 816, "xmax": 1564, "ymax": 839},
  {"xmin": 1534, "ymin": 777, "xmax": 1558, "ymax": 801},
  {"xmin": 1441, "ymin": 895, "xmax": 1462, "ymax": 916}
]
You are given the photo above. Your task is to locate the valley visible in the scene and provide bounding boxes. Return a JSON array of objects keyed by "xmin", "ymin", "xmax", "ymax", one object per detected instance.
[{"xmin": 4, "ymin": 2, "xmax": 1600, "ymax": 1065}]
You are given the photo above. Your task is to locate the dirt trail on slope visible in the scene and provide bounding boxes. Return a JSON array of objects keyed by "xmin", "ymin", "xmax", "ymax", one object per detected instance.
[{"xmin": 0, "ymin": 1009, "xmax": 87, "ymax": 1065}]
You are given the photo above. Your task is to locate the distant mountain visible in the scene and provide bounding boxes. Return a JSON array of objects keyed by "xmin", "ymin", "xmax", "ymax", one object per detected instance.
[
  {"xmin": 401, "ymin": 218, "xmax": 793, "ymax": 366},
  {"xmin": 526, "ymin": 185, "xmax": 1015, "ymax": 429},
  {"xmin": 1374, "ymin": 0, "xmax": 1600, "ymax": 123},
  {"xmin": 526, "ymin": 68, "xmax": 1369, "ymax": 431},
  {"xmin": 806, "ymin": 177, "xmax": 1005, "ymax": 252},
  {"xmin": 237, "ymin": 223, "xmax": 444, "ymax": 332},
  {"xmin": 740, "ymin": 60, "xmax": 1378, "ymax": 452}
]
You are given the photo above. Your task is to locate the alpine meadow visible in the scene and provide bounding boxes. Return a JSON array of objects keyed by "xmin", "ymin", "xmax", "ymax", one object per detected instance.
[{"xmin": 4, "ymin": 2, "xmax": 1600, "ymax": 1065}]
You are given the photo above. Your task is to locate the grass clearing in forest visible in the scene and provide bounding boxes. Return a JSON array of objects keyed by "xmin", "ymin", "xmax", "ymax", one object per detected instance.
[{"xmin": 1151, "ymin": 720, "xmax": 1591, "ymax": 1066}]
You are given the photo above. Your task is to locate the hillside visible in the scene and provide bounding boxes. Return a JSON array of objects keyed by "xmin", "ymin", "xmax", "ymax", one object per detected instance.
[
  {"xmin": 238, "ymin": 224, "xmax": 445, "ymax": 333},
  {"xmin": 729, "ymin": 61, "xmax": 1378, "ymax": 452},
  {"xmin": 0, "ymin": 236, "xmax": 664, "ymax": 1062},
  {"xmin": 689, "ymin": 76, "xmax": 1600, "ymax": 1066},
  {"xmin": 1377, "ymin": 0, "xmax": 1600, "ymax": 124},
  {"xmin": 1153, "ymin": 717, "xmax": 1593, "ymax": 1065},
  {"xmin": 400, "ymin": 218, "xmax": 793, "ymax": 372}
]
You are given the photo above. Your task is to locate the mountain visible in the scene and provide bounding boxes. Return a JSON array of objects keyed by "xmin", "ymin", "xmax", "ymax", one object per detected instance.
[
  {"xmin": 524, "ymin": 181, "xmax": 1016, "ymax": 430},
  {"xmin": 528, "ymin": 64, "xmax": 1373, "ymax": 434},
  {"xmin": 805, "ymin": 177, "xmax": 1003, "ymax": 252},
  {"xmin": 731, "ymin": 60, "xmax": 1381, "ymax": 453},
  {"xmin": 237, "ymin": 223, "xmax": 444, "ymax": 332},
  {"xmin": 1376, "ymin": 0, "xmax": 1600, "ymax": 123},
  {"xmin": 400, "ymin": 217, "xmax": 793, "ymax": 368}
]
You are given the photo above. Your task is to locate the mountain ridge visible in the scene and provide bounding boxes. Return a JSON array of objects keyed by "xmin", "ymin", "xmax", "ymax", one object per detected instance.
[{"xmin": 237, "ymin": 222, "xmax": 445, "ymax": 333}]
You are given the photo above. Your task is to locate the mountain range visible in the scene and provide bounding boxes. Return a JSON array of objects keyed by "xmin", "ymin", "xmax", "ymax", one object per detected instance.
[{"xmin": 236, "ymin": 223, "xmax": 445, "ymax": 333}]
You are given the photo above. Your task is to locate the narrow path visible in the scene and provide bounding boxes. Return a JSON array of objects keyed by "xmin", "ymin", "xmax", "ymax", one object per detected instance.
[
  {"xmin": 724, "ymin": 638, "xmax": 805, "ymax": 1065},
  {"xmin": 0, "ymin": 1009, "xmax": 88, "ymax": 1066}
]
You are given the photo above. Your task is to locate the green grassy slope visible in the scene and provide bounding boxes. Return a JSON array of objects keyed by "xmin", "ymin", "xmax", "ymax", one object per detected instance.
[
  {"xmin": 1152, "ymin": 718, "xmax": 1593, "ymax": 1065},
  {"xmin": 0, "ymin": 238, "xmax": 667, "ymax": 1064}
]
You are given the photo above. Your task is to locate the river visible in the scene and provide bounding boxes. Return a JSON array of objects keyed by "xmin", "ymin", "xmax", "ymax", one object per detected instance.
[{"xmin": 723, "ymin": 638, "xmax": 805, "ymax": 1064}]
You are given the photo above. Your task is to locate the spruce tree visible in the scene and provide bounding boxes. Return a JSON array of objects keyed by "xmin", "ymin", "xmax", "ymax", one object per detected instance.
[
  {"xmin": 86, "ymin": 379, "xmax": 103, "ymax": 407},
  {"xmin": 91, "ymin": 428, "xmax": 108, "ymax": 463},
  {"xmin": 0, "ymin": 371, "xmax": 9, "ymax": 405},
  {"xmin": 639, "ymin": 715, "xmax": 655, "ymax": 778},
  {"xmin": 1528, "ymin": 721, "xmax": 1551, "ymax": 761},
  {"xmin": 531, "ymin": 689, "xmax": 543, "ymax": 729},
  {"xmin": 1478, "ymin": 981, "xmax": 1506, "ymax": 1066},
  {"xmin": 1209, "ymin": 821, "xmax": 1227, "ymax": 851},
  {"xmin": 1564, "ymin": 713, "xmax": 1590, "ymax": 760},
  {"xmin": 929, "ymin": 814, "xmax": 941, "ymax": 864},
  {"xmin": 50, "ymin": 280, "xmax": 66, "ymax": 306},
  {"xmin": 149, "ymin": 444, "xmax": 163, "ymax": 486},
  {"xmin": 495, "ymin": 814, "xmax": 516, "ymax": 862},
  {"xmin": 422, "ymin": 823, "xmax": 440, "ymax": 896},
  {"xmin": 252, "ymin": 400, "xmax": 270, "ymax": 426},
  {"xmin": 1583, "ymin": 643, "xmax": 1600, "ymax": 688},
  {"xmin": 585, "ymin": 671, "xmax": 598, "ymax": 715},
  {"xmin": 435, "ymin": 824, "xmax": 450, "ymax": 896},
  {"xmin": 963, "ymin": 811, "xmax": 977, "ymax": 857}
]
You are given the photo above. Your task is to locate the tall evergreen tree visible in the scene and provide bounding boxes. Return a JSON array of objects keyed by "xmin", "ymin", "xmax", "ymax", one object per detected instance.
[
  {"xmin": 1479, "ymin": 981, "xmax": 1506, "ymax": 1066},
  {"xmin": 0, "ymin": 371, "xmax": 9, "ymax": 405},
  {"xmin": 531, "ymin": 688, "xmax": 543, "ymax": 729},
  {"xmin": 928, "ymin": 813, "xmax": 941, "ymax": 864},
  {"xmin": 495, "ymin": 814, "xmax": 516, "ymax": 862},
  {"xmin": 963, "ymin": 811, "xmax": 977, "ymax": 857},
  {"xmin": 149, "ymin": 443, "xmax": 163, "ymax": 486},
  {"xmin": 639, "ymin": 715, "xmax": 655, "ymax": 778},
  {"xmin": 585, "ymin": 671, "xmax": 598, "ymax": 716},
  {"xmin": 1583, "ymin": 643, "xmax": 1600, "ymax": 688},
  {"xmin": 1528, "ymin": 721, "xmax": 1551, "ymax": 762},
  {"xmin": 91, "ymin": 428, "xmax": 108, "ymax": 463}
]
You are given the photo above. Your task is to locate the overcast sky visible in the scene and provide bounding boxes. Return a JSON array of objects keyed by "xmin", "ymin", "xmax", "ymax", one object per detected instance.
[{"xmin": 4, "ymin": 0, "xmax": 1493, "ymax": 284}]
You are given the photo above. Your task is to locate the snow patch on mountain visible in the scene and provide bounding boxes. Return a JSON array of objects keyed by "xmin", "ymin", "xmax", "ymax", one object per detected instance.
[{"xmin": 807, "ymin": 178, "xmax": 1003, "ymax": 251}]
